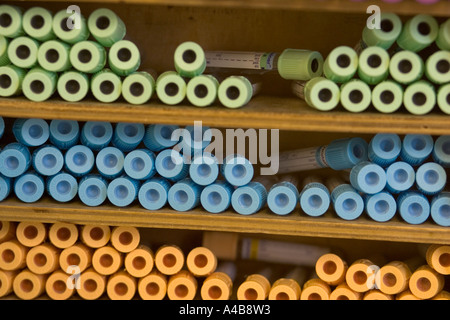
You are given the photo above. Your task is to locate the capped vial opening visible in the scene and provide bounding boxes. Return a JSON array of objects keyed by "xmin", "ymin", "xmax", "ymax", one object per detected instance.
[
  {"xmin": 174, "ymin": 190, "xmax": 188, "ymax": 204},
  {"xmin": 145, "ymin": 189, "xmax": 160, "ymax": 202},
  {"xmin": 24, "ymin": 225, "xmax": 38, "ymax": 239},
  {"xmin": 412, "ymin": 92, "xmax": 427, "ymax": 106},
  {"xmin": 100, "ymin": 253, "xmax": 113, "ymax": 268},
  {"xmin": 160, "ymin": 126, "xmax": 174, "ymax": 140},
  {"xmin": 146, "ymin": 282, "xmax": 160, "ymax": 296},
  {"xmin": 365, "ymin": 171, "xmax": 380, "ymax": 186},
  {"xmin": 0, "ymin": 13, "xmax": 12, "ymax": 28},
  {"xmin": 207, "ymin": 191, "xmax": 222, "ymax": 206},
  {"xmin": 383, "ymin": 272, "xmax": 397, "ymax": 287},
  {"xmin": 29, "ymin": 124, "xmax": 44, "ymax": 139},
  {"xmin": 226, "ymin": 86, "xmax": 240, "ymax": 100},
  {"xmin": 129, "ymin": 82, "xmax": 144, "ymax": 97},
  {"xmin": 394, "ymin": 169, "xmax": 408, "ymax": 183},
  {"xmin": 132, "ymin": 256, "xmax": 146, "ymax": 270},
  {"xmin": 162, "ymin": 253, "xmax": 176, "ymax": 268},
  {"xmin": 78, "ymin": 49, "xmax": 92, "ymax": 63},
  {"xmin": 20, "ymin": 279, "xmax": 34, "ymax": 293},
  {"xmin": 375, "ymin": 200, "xmax": 390, "ymax": 214},
  {"xmin": 67, "ymin": 253, "xmax": 80, "ymax": 266},
  {"xmin": 131, "ymin": 157, "xmax": 145, "ymax": 172},
  {"xmin": 380, "ymin": 138, "xmax": 395, "ymax": 152},
  {"xmin": 398, "ymin": 60, "xmax": 412, "ymax": 74},
  {"xmin": 353, "ymin": 270, "xmax": 367, "ymax": 285},
  {"xmin": 30, "ymin": 15, "xmax": 45, "ymax": 29},
  {"xmin": 353, "ymin": 145, "xmax": 365, "ymax": 159},
  {"xmin": 416, "ymin": 277, "xmax": 431, "ymax": 292},
  {"xmin": 42, "ymin": 153, "xmax": 57, "ymax": 168},
  {"xmin": 0, "ymin": 74, "xmax": 12, "ymax": 89},
  {"xmin": 56, "ymin": 227, "xmax": 71, "ymax": 241},
  {"xmin": 2, "ymin": 249, "xmax": 14, "ymax": 263},
  {"xmin": 208, "ymin": 286, "xmax": 222, "ymax": 299},
  {"xmin": 164, "ymin": 82, "xmax": 179, "ymax": 97},
  {"xmin": 442, "ymin": 141, "xmax": 450, "ymax": 155},
  {"xmin": 231, "ymin": 164, "xmax": 246, "ymax": 179},
  {"xmin": 380, "ymin": 19, "xmax": 394, "ymax": 32},
  {"xmin": 123, "ymin": 124, "xmax": 138, "ymax": 138},
  {"xmin": 53, "ymin": 280, "xmax": 66, "ymax": 294},
  {"xmin": 86, "ymin": 185, "xmax": 100, "ymax": 199},
  {"xmin": 309, "ymin": 194, "xmax": 323, "ymax": 209},
  {"xmin": 308, "ymin": 293, "xmax": 322, "ymax": 300},
  {"xmin": 197, "ymin": 163, "xmax": 211, "ymax": 177},
  {"xmin": 182, "ymin": 49, "xmax": 196, "ymax": 64},
  {"xmin": 318, "ymin": 88, "xmax": 332, "ymax": 102},
  {"xmin": 22, "ymin": 181, "xmax": 38, "ymax": 195},
  {"xmin": 45, "ymin": 49, "xmax": 59, "ymax": 63},
  {"xmin": 275, "ymin": 193, "xmax": 289, "ymax": 208},
  {"xmin": 89, "ymin": 227, "xmax": 104, "ymax": 240},
  {"xmin": 84, "ymin": 279, "xmax": 98, "ymax": 292},
  {"xmin": 194, "ymin": 254, "xmax": 208, "ymax": 268},
  {"xmin": 380, "ymin": 90, "xmax": 394, "ymax": 104},
  {"xmin": 417, "ymin": 22, "xmax": 431, "ymax": 36},
  {"xmin": 411, "ymin": 137, "xmax": 427, "ymax": 151},
  {"xmin": 33, "ymin": 253, "xmax": 47, "ymax": 267},
  {"xmin": 103, "ymin": 154, "xmax": 118, "ymax": 168},
  {"xmin": 436, "ymin": 60, "xmax": 450, "ymax": 74},
  {"xmin": 162, "ymin": 156, "xmax": 176, "ymax": 170},
  {"xmin": 423, "ymin": 169, "xmax": 439, "ymax": 185},
  {"xmin": 336, "ymin": 54, "xmax": 351, "ymax": 68},
  {"xmin": 16, "ymin": 45, "xmax": 31, "ymax": 60},
  {"xmin": 73, "ymin": 152, "xmax": 87, "ymax": 166},
  {"xmin": 100, "ymin": 80, "xmax": 115, "ymax": 95},
  {"xmin": 5, "ymin": 155, "xmax": 19, "ymax": 170},
  {"xmin": 367, "ymin": 54, "xmax": 382, "ymax": 68},
  {"xmin": 323, "ymin": 261, "xmax": 337, "ymax": 275},
  {"xmin": 194, "ymin": 84, "xmax": 208, "ymax": 98},
  {"xmin": 117, "ymin": 48, "xmax": 131, "ymax": 62},
  {"xmin": 65, "ymin": 80, "xmax": 80, "ymax": 94},
  {"xmin": 408, "ymin": 203, "xmax": 423, "ymax": 217},
  {"xmin": 244, "ymin": 288, "xmax": 258, "ymax": 300},
  {"xmin": 276, "ymin": 292, "xmax": 290, "ymax": 300},
  {"xmin": 238, "ymin": 193, "xmax": 253, "ymax": 208},
  {"xmin": 439, "ymin": 253, "xmax": 450, "ymax": 267},
  {"xmin": 118, "ymin": 231, "xmax": 133, "ymax": 246},
  {"xmin": 349, "ymin": 90, "xmax": 363, "ymax": 104},
  {"xmin": 447, "ymin": 93, "xmax": 450, "ymax": 105},
  {"xmin": 114, "ymin": 185, "xmax": 129, "ymax": 200},
  {"xmin": 175, "ymin": 284, "xmax": 189, "ymax": 298},
  {"xmin": 343, "ymin": 198, "xmax": 357, "ymax": 212},
  {"xmin": 311, "ymin": 58, "xmax": 319, "ymax": 73},
  {"xmin": 91, "ymin": 124, "xmax": 106, "ymax": 138},
  {"xmin": 60, "ymin": 18, "xmax": 72, "ymax": 32},
  {"xmin": 96, "ymin": 16, "xmax": 110, "ymax": 30}
]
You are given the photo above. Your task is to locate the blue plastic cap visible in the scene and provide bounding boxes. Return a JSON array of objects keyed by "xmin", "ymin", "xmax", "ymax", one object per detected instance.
[
  {"xmin": 0, "ymin": 174, "xmax": 11, "ymax": 201},
  {"xmin": 364, "ymin": 191, "xmax": 397, "ymax": 222},
  {"xmin": 112, "ymin": 122, "xmax": 145, "ymax": 152},
  {"xmin": 397, "ymin": 191, "xmax": 430, "ymax": 225},
  {"xmin": 78, "ymin": 174, "xmax": 108, "ymax": 207},
  {"xmin": 268, "ymin": 181, "xmax": 299, "ymax": 216},
  {"xmin": 231, "ymin": 182, "xmax": 267, "ymax": 215},
  {"xmin": 178, "ymin": 125, "xmax": 211, "ymax": 156},
  {"xmin": 12, "ymin": 118, "xmax": 50, "ymax": 147},
  {"xmin": 168, "ymin": 178, "xmax": 203, "ymax": 212},
  {"xmin": 299, "ymin": 182, "xmax": 330, "ymax": 217},
  {"xmin": 14, "ymin": 172, "xmax": 45, "ymax": 203},
  {"xmin": 368, "ymin": 133, "xmax": 402, "ymax": 167},
  {"xmin": 64, "ymin": 145, "xmax": 95, "ymax": 177},
  {"xmin": 47, "ymin": 172, "xmax": 78, "ymax": 202},
  {"xmin": 80, "ymin": 121, "xmax": 113, "ymax": 151},
  {"xmin": 49, "ymin": 120, "xmax": 80, "ymax": 150},
  {"xmin": 400, "ymin": 134, "xmax": 434, "ymax": 166},
  {"xmin": 331, "ymin": 184, "xmax": 364, "ymax": 220},
  {"xmin": 325, "ymin": 137, "xmax": 368, "ymax": 170},
  {"xmin": 0, "ymin": 142, "xmax": 31, "ymax": 178},
  {"xmin": 124, "ymin": 149, "xmax": 156, "ymax": 180},
  {"xmin": 415, "ymin": 162, "xmax": 447, "ymax": 196},
  {"xmin": 385, "ymin": 161, "xmax": 415, "ymax": 194},
  {"xmin": 350, "ymin": 161, "xmax": 387, "ymax": 194},
  {"xmin": 0, "ymin": 117, "xmax": 4, "ymax": 140},
  {"xmin": 220, "ymin": 154, "xmax": 254, "ymax": 187},
  {"xmin": 430, "ymin": 192, "xmax": 450, "ymax": 227},
  {"xmin": 32, "ymin": 145, "xmax": 64, "ymax": 176},
  {"xmin": 155, "ymin": 149, "xmax": 189, "ymax": 182},
  {"xmin": 432, "ymin": 135, "xmax": 450, "ymax": 167},
  {"xmin": 143, "ymin": 124, "xmax": 180, "ymax": 152},
  {"xmin": 200, "ymin": 180, "xmax": 233, "ymax": 214},
  {"xmin": 189, "ymin": 152, "xmax": 219, "ymax": 186},
  {"xmin": 107, "ymin": 176, "xmax": 140, "ymax": 207},
  {"xmin": 96, "ymin": 147, "xmax": 125, "ymax": 179},
  {"xmin": 138, "ymin": 177, "xmax": 171, "ymax": 210}
]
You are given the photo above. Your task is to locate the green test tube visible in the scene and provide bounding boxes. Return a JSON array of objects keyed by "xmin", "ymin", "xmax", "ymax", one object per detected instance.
[
  {"xmin": 357, "ymin": 46, "xmax": 390, "ymax": 85},
  {"xmin": 87, "ymin": 8, "xmax": 126, "ymax": 47},
  {"xmin": 359, "ymin": 12, "xmax": 402, "ymax": 50},
  {"xmin": 436, "ymin": 19, "xmax": 450, "ymax": 51},
  {"xmin": 174, "ymin": 41, "xmax": 207, "ymax": 78},
  {"xmin": 155, "ymin": 71, "xmax": 187, "ymax": 105},
  {"xmin": 91, "ymin": 68, "xmax": 122, "ymax": 103},
  {"xmin": 371, "ymin": 80, "xmax": 404, "ymax": 114},
  {"xmin": 122, "ymin": 71, "xmax": 156, "ymax": 105},
  {"xmin": 340, "ymin": 79, "xmax": 372, "ymax": 113},
  {"xmin": 69, "ymin": 40, "xmax": 107, "ymax": 74},
  {"xmin": 38, "ymin": 40, "xmax": 72, "ymax": 72},
  {"xmin": 437, "ymin": 83, "xmax": 450, "ymax": 115},
  {"xmin": 52, "ymin": 9, "xmax": 90, "ymax": 44},
  {"xmin": 186, "ymin": 74, "xmax": 219, "ymax": 107},
  {"xmin": 217, "ymin": 75, "xmax": 260, "ymax": 109},
  {"xmin": 291, "ymin": 77, "xmax": 340, "ymax": 111},
  {"xmin": 389, "ymin": 50, "xmax": 424, "ymax": 85},
  {"xmin": 7, "ymin": 36, "xmax": 40, "ymax": 69},
  {"xmin": 22, "ymin": 7, "xmax": 55, "ymax": 42},
  {"xmin": 22, "ymin": 67, "xmax": 58, "ymax": 102},
  {"xmin": 0, "ymin": 5, "xmax": 24, "ymax": 38},
  {"xmin": 323, "ymin": 46, "xmax": 358, "ymax": 83},
  {"xmin": 425, "ymin": 50, "xmax": 450, "ymax": 85},
  {"xmin": 403, "ymin": 80, "xmax": 436, "ymax": 115},
  {"xmin": 0, "ymin": 65, "xmax": 26, "ymax": 97},
  {"xmin": 0, "ymin": 36, "xmax": 10, "ymax": 66},
  {"xmin": 396, "ymin": 14, "xmax": 439, "ymax": 52},
  {"xmin": 108, "ymin": 40, "xmax": 141, "ymax": 76},
  {"xmin": 57, "ymin": 70, "xmax": 90, "ymax": 102}
]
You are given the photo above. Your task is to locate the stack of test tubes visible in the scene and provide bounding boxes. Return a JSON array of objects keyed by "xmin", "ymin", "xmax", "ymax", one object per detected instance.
[{"xmin": 293, "ymin": 13, "xmax": 449, "ymax": 115}]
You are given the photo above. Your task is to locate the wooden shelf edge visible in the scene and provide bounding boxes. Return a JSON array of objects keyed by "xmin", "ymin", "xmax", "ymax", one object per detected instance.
[{"xmin": 0, "ymin": 198, "xmax": 448, "ymax": 244}]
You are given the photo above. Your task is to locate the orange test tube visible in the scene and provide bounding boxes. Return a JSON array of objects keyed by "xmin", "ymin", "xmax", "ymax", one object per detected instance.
[
  {"xmin": 0, "ymin": 269, "xmax": 19, "ymax": 298},
  {"xmin": 167, "ymin": 270, "xmax": 198, "ymax": 300},
  {"xmin": 426, "ymin": 244, "xmax": 450, "ymax": 275},
  {"xmin": 0, "ymin": 221, "xmax": 16, "ymax": 242},
  {"xmin": 315, "ymin": 253, "xmax": 348, "ymax": 286},
  {"xmin": 26, "ymin": 243, "xmax": 60, "ymax": 275},
  {"xmin": 110, "ymin": 226, "xmax": 140, "ymax": 253},
  {"xmin": 0, "ymin": 240, "xmax": 29, "ymax": 271},
  {"xmin": 16, "ymin": 221, "xmax": 47, "ymax": 247},
  {"xmin": 154, "ymin": 244, "xmax": 185, "ymax": 276},
  {"xmin": 186, "ymin": 246, "xmax": 217, "ymax": 277},
  {"xmin": 80, "ymin": 225, "xmax": 111, "ymax": 248},
  {"xmin": 45, "ymin": 269, "xmax": 76, "ymax": 300},
  {"xmin": 201, "ymin": 261, "xmax": 236, "ymax": 300},
  {"xmin": 13, "ymin": 269, "xmax": 48, "ymax": 300},
  {"xmin": 77, "ymin": 267, "xmax": 107, "ymax": 300},
  {"xmin": 92, "ymin": 245, "xmax": 123, "ymax": 276},
  {"xmin": 300, "ymin": 278, "xmax": 331, "ymax": 300},
  {"xmin": 138, "ymin": 270, "xmax": 167, "ymax": 300},
  {"xmin": 409, "ymin": 265, "xmax": 445, "ymax": 299},
  {"xmin": 106, "ymin": 270, "xmax": 137, "ymax": 300},
  {"xmin": 48, "ymin": 222, "xmax": 79, "ymax": 249},
  {"xmin": 59, "ymin": 243, "xmax": 93, "ymax": 274}
]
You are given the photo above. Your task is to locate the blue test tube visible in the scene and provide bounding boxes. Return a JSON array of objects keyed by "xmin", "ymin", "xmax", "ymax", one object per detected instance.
[
  {"xmin": 49, "ymin": 119, "xmax": 80, "ymax": 150},
  {"xmin": 299, "ymin": 180, "xmax": 330, "ymax": 217},
  {"xmin": 220, "ymin": 154, "xmax": 254, "ymax": 187},
  {"xmin": 0, "ymin": 142, "xmax": 31, "ymax": 178},
  {"xmin": 46, "ymin": 171, "xmax": 78, "ymax": 202},
  {"xmin": 350, "ymin": 161, "xmax": 387, "ymax": 194},
  {"xmin": 143, "ymin": 124, "xmax": 180, "ymax": 152},
  {"xmin": 189, "ymin": 152, "xmax": 219, "ymax": 186},
  {"xmin": 95, "ymin": 146, "xmax": 125, "ymax": 179},
  {"xmin": 124, "ymin": 149, "xmax": 156, "ymax": 180},
  {"xmin": 385, "ymin": 161, "xmax": 415, "ymax": 194},
  {"xmin": 368, "ymin": 133, "xmax": 402, "ymax": 167},
  {"xmin": 231, "ymin": 182, "xmax": 267, "ymax": 215},
  {"xmin": 364, "ymin": 191, "xmax": 397, "ymax": 222},
  {"xmin": 415, "ymin": 162, "xmax": 447, "ymax": 196},
  {"xmin": 78, "ymin": 174, "xmax": 108, "ymax": 207},
  {"xmin": 64, "ymin": 145, "xmax": 95, "ymax": 178},
  {"xmin": 432, "ymin": 135, "xmax": 450, "ymax": 167},
  {"xmin": 80, "ymin": 121, "xmax": 113, "ymax": 151},
  {"xmin": 178, "ymin": 125, "xmax": 211, "ymax": 156},
  {"xmin": 14, "ymin": 171, "xmax": 45, "ymax": 203},
  {"xmin": 268, "ymin": 180, "xmax": 300, "ymax": 216},
  {"xmin": 107, "ymin": 175, "xmax": 140, "ymax": 207},
  {"xmin": 12, "ymin": 118, "xmax": 49, "ymax": 147},
  {"xmin": 397, "ymin": 191, "xmax": 430, "ymax": 225},
  {"xmin": 430, "ymin": 192, "xmax": 450, "ymax": 227},
  {"xmin": 0, "ymin": 174, "xmax": 11, "ymax": 201},
  {"xmin": 168, "ymin": 178, "xmax": 203, "ymax": 212},
  {"xmin": 327, "ymin": 177, "xmax": 364, "ymax": 221},
  {"xmin": 154, "ymin": 149, "xmax": 189, "ymax": 182},
  {"xmin": 32, "ymin": 144, "xmax": 64, "ymax": 176},
  {"xmin": 400, "ymin": 134, "xmax": 434, "ymax": 166},
  {"xmin": 200, "ymin": 180, "xmax": 234, "ymax": 214},
  {"xmin": 138, "ymin": 177, "xmax": 171, "ymax": 210},
  {"xmin": 112, "ymin": 122, "xmax": 145, "ymax": 152}
]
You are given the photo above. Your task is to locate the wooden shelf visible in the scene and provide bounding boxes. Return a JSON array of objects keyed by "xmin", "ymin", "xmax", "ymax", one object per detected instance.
[
  {"xmin": 1, "ymin": 96, "xmax": 450, "ymax": 135},
  {"xmin": 0, "ymin": 197, "xmax": 448, "ymax": 245}
]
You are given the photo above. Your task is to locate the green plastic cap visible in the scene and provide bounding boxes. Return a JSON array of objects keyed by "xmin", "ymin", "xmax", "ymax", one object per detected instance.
[
  {"xmin": 108, "ymin": 40, "xmax": 141, "ymax": 76},
  {"xmin": 7, "ymin": 36, "xmax": 40, "ymax": 69},
  {"xmin": 323, "ymin": 46, "xmax": 358, "ymax": 83},
  {"xmin": 389, "ymin": 50, "xmax": 424, "ymax": 85},
  {"xmin": 278, "ymin": 49, "xmax": 323, "ymax": 80},
  {"xmin": 361, "ymin": 12, "xmax": 402, "ymax": 49},
  {"xmin": 91, "ymin": 68, "xmax": 122, "ymax": 103},
  {"xmin": 217, "ymin": 75, "xmax": 253, "ymax": 108},
  {"xmin": 156, "ymin": 71, "xmax": 187, "ymax": 105},
  {"xmin": 397, "ymin": 14, "xmax": 439, "ymax": 52},
  {"xmin": 436, "ymin": 19, "xmax": 450, "ymax": 51},
  {"xmin": 122, "ymin": 71, "xmax": 156, "ymax": 105},
  {"xmin": 69, "ymin": 40, "xmax": 107, "ymax": 74},
  {"xmin": 186, "ymin": 74, "xmax": 219, "ymax": 107},
  {"xmin": 0, "ymin": 36, "xmax": 10, "ymax": 66},
  {"xmin": 425, "ymin": 50, "xmax": 450, "ymax": 85},
  {"xmin": 371, "ymin": 80, "xmax": 403, "ymax": 114},
  {"xmin": 340, "ymin": 79, "xmax": 372, "ymax": 113},
  {"xmin": 22, "ymin": 7, "xmax": 56, "ymax": 42},
  {"xmin": 52, "ymin": 10, "xmax": 90, "ymax": 44},
  {"xmin": 0, "ymin": 65, "xmax": 26, "ymax": 97},
  {"xmin": 437, "ymin": 83, "xmax": 450, "ymax": 115},
  {"xmin": 403, "ymin": 80, "xmax": 436, "ymax": 115},
  {"xmin": 57, "ymin": 70, "xmax": 90, "ymax": 102},
  {"xmin": 38, "ymin": 40, "xmax": 72, "ymax": 72},
  {"xmin": 87, "ymin": 8, "xmax": 126, "ymax": 48},
  {"xmin": 0, "ymin": 5, "xmax": 24, "ymax": 38},
  {"xmin": 303, "ymin": 77, "xmax": 340, "ymax": 111},
  {"xmin": 22, "ymin": 67, "xmax": 58, "ymax": 102},
  {"xmin": 357, "ymin": 46, "xmax": 390, "ymax": 85},
  {"xmin": 174, "ymin": 41, "xmax": 206, "ymax": 78}
]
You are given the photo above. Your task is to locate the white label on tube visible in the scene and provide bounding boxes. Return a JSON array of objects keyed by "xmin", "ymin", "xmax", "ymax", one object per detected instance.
[
  {"xmin": 205, "ymin": 51, "xmax": 277, "ymax": 70},
  {"xmin": 277, "ymin": 146, "xmax": 327, "ymax": 174}
]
